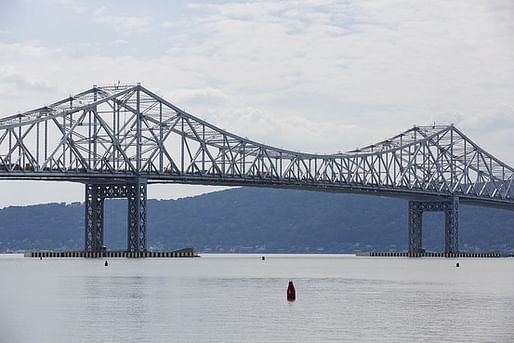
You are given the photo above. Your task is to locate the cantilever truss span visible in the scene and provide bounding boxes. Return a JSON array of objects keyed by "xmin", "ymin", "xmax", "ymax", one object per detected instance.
[{"xmin": 1, "ymin": 84, "xmax": 512, "ymax": 253}]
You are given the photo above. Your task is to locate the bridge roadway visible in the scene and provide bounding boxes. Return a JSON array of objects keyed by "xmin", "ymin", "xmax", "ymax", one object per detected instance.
[{"xmin": 0, "ymin": 84, "xmax": 512, "ymax": 255}]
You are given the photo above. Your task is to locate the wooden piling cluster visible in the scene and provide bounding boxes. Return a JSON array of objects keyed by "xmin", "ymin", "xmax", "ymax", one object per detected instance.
[
  {"xmin": 25, "ymin": 248, "xmax": 197, "ymax": 258},
  {"xmin": 356, "ymin": 251, "xmax": 501, "ymax": 257}
]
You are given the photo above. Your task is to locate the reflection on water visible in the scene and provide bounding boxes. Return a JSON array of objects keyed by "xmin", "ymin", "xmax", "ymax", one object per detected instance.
[{"xmin": 1, "ymin": 254, "xmax": 513, "ymax": 342}]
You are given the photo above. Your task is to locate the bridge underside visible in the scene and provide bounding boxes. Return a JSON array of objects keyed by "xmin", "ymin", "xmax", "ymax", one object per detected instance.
[
  {"xmin": 85, "ymin": 178, "xmax": 147, "ymax": 253},
  {"xmin": 83, "ymin": 178, "xmax": 462, "ymax": 255},
  {"xmin": 408, "ymin": 197, "xmax": 459, "ymax": 254}
]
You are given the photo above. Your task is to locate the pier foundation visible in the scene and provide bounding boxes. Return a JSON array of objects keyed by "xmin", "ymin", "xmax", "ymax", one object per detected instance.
[
  {"xmin": 408, "ymin": 197, "xmax": 459, "ymax": 255},
  {"xmin": 85, "ymin": 178, "xmax": 147, "ymax": 253}
]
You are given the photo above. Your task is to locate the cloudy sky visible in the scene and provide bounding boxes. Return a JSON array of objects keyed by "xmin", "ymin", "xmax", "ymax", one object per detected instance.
[{"xmin": 0, "ymin": 0, "xmax": 513, "ymax": 207}]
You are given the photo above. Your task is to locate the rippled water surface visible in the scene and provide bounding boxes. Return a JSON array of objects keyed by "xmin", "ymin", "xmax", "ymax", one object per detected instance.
[{"xmin": 1, "ymin": 254, "xmax": 513, "ymax": 342}]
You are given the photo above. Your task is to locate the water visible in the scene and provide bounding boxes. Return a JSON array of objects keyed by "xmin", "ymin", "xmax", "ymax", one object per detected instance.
[{"xmin": 1, "ymin": 254, "xmax": 513, "ymax": 342}]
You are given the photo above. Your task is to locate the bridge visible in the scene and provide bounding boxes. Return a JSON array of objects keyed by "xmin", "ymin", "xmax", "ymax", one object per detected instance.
[{"xmin": 1, "ymin": 84, "xmax": 512, "ymax": 255}]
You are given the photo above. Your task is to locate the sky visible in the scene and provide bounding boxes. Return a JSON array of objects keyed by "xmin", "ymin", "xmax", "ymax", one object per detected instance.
[{"xmin": 0, "ymin": 0, "xmax": 513, "ymax": 207}]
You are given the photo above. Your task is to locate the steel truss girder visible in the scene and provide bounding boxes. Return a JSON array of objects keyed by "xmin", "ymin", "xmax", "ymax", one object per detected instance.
[
  {"xmin": 84, "ymin": 179, "xmax": 147, "ymax": 253},
  {"xmin": 0, "ymin": 84, "xmax": 512, "ymax": 209},
  {"xmin": 408, "ymin": 197, "xmax": 459, "ymax": 254}
]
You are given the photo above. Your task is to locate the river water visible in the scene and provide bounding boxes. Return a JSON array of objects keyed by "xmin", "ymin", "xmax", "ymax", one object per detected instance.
[{"xmin": 1, "ymin": 254, "xmax": 513, "ymax": 342}]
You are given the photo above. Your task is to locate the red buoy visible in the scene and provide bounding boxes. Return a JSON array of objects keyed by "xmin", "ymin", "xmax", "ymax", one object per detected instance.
[
  {"xmin": 104, "ymin": 260, "xmax": 108, "ymax": 266},
  {"xmin": 287, "ymin": 280, "xmax": 296, "ymax": 301}
]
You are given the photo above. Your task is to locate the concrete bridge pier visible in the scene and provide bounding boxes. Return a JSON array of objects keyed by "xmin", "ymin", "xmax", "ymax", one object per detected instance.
[
  {"xmin": 408, "ymin": 197, "xmax": 459, "ymax": 255},
  {"xmin": 85, "ymin": 178, "xmax": 147, "ymax": 253}
]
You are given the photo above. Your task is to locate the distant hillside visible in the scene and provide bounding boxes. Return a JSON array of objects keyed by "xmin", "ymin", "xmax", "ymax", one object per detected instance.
[{"xmin": 0, "ymin": 187, "xmax": 513, "ymax": 253}]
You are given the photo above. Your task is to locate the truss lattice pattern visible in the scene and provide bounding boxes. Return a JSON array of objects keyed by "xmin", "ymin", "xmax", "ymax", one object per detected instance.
[{"xmin": 0, "ymin": 84, "xmax": 512, "ymax": 208}]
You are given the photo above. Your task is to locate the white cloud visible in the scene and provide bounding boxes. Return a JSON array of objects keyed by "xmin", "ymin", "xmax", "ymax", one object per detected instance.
[
  {"xmin": 169, "ymin": 87, "xmax": 229, "ymax": 104},
  {"xmin": 92, "ymin": 6, "xmax": 151, "ymax": 32},
  {"xmin": 94, "ymin": 15, "xmax": 151, "ymax": 31},
  {"xmin": 3, "ymin": 1, "xmax": 513, "ymax": 145},
  {"xmin": 0, "ymin": 63, "xmax": 56, "ymax": 107},
  {"xmin": 172, "ymin": 0, "xmax": 514, "ymax": 157},
  {"xmin": 161, "ymin": 21, "xmax": 176, "ymax": 28},
  {"xmin": 54, "ymin": 0, "xmax": 88, "ymax": 13},
  {"xmin": 111, "ymin": 39, "xmax": 128, "ymax": 46}
]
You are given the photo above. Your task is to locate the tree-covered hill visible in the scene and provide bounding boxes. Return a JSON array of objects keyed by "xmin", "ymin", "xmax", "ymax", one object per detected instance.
[{"xmin": 0, "ymin": 187, "xmax": 512, "ymax": 254}]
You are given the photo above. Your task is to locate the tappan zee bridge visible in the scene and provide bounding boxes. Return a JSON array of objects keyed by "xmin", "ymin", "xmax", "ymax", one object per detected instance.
[{"xmin": 1, "ymin": 84, "xmax": 512, "ymax": 255}]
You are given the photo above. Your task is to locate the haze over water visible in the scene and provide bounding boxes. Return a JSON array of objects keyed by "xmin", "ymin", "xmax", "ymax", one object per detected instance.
[{"xmin": 1, "ymin": 254, "xmax": 513, "ymax": 342}]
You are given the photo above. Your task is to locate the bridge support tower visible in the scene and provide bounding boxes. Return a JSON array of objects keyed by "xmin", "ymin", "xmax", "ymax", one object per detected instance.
[
  {"xmin": 85, "ymin": 178, "xmax": 147, "ymax": 253},
  {"xmin": 408, "ymin": 197, "xmax": 459, "ymax": 255}
]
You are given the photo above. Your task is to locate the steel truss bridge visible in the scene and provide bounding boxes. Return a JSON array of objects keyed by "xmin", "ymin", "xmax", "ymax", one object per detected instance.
[{"xmin": 0, "ymin": 84, "xmax": 512, "ymax": 254}]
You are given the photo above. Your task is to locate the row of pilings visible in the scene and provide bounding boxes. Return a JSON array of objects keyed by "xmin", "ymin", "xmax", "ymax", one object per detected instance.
[
  {"xmin": 25, "ymin": 248, "xmax": 197, "ymax": 258},
  {"xmin": 359, "ymin": 251, "xmax": 501, "ymax": 257}
]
